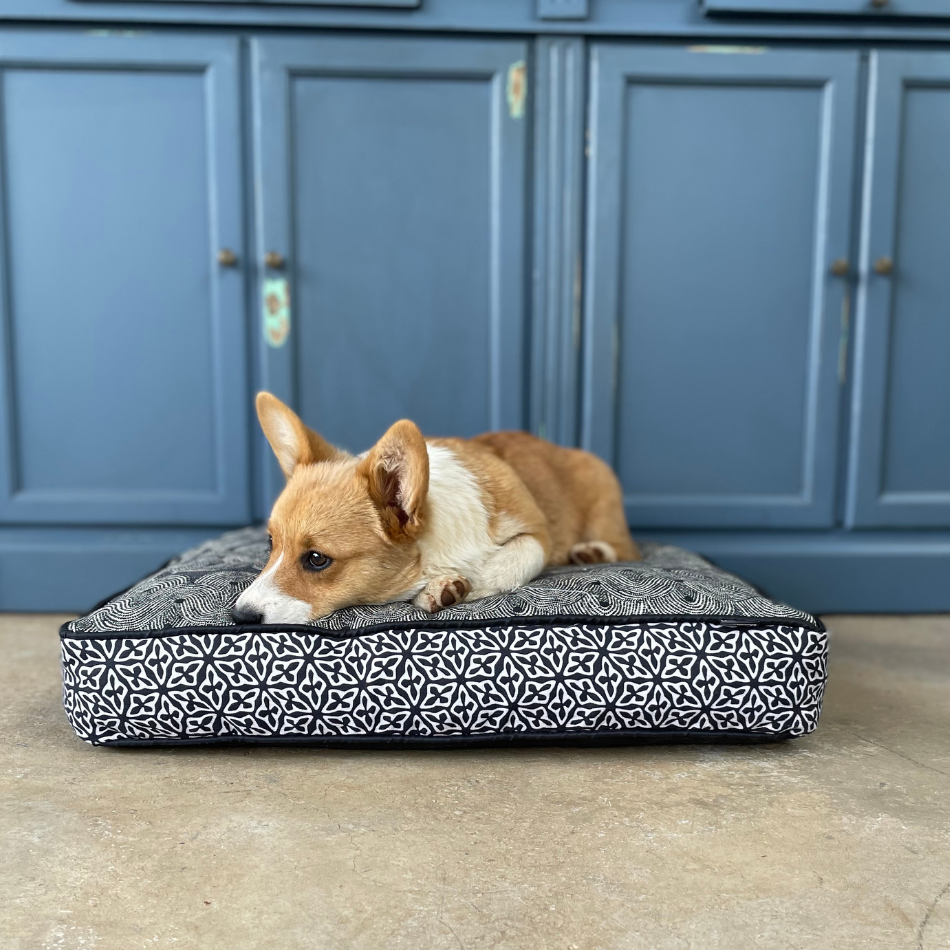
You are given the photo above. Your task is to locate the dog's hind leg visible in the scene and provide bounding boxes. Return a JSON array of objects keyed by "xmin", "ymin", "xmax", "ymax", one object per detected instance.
[
  {"xmin": 573, "ymin": 492, "xmax": 641, "ymax": 564},
  {"xmin": 569, "ymin": 540, "xmax": 619, "ymax": 564}
]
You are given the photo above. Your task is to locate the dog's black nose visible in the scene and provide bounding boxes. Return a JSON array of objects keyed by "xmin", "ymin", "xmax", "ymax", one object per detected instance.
[{"xmin": 230, "ymin": 604, "xmax": 263, "ymax": 625}]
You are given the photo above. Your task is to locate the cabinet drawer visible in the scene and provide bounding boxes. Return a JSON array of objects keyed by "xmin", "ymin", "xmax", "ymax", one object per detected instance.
[
  {"xmin": 705, "ymin": 0, "xmax": 950, "ymax": 16},
  {"xmin": 70, "ymin": 0, "xmax": 420, "ymax": 6}
]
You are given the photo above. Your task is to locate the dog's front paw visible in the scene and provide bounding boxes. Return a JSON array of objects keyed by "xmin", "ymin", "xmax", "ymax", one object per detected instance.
[{"xmin": 414, "ymin": 574, "xmax": 472, "ymax": 613}]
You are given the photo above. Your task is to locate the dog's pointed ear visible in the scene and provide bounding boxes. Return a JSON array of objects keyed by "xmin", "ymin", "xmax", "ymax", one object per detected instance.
[
  {"xmin": 358, "ymin": 420, "xmax": 429, "ymax": 541},
  {"xmin": 256, "ymin": 392, "xmax": 340, "ymax": 478}
]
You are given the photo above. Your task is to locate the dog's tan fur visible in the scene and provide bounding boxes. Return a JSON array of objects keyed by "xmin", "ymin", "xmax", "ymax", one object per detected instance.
[{"xmin": 232, "ymin": 393, "xmax": 639, "ymax": 624}]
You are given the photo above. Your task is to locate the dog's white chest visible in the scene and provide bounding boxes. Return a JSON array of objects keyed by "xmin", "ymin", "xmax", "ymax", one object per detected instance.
[{"xmin": 417, "ymin": 445, "xmax": 498, "ymax": 578}]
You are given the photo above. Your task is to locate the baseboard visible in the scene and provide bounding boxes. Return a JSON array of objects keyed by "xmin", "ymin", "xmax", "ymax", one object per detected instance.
[
  {"xmin": 640, "ymin": 531, "xmax": 950, "ymax": 614},
  {"xmin": 0, "ymin": 527, "xmax": 222, "ymax": 613},
  {"xmin": 2, "ymin": 526, "xmax": 949, "ymax": 615}
]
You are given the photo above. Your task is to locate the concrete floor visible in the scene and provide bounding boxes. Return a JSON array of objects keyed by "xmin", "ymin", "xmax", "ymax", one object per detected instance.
[{"xmin": 2, "ymin": 616, "xmax": 949, "ymax": 950}]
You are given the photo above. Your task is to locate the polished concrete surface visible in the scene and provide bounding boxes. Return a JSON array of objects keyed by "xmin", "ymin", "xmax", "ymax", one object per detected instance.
[{"xmin": 2, "ymin": 614, "xmax": 949, "ymax": 950}]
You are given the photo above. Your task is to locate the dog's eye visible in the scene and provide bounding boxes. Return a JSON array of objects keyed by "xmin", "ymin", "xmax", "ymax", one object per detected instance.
[
  {"xmin": 303, "ymin": 551, "xmax": 332, "ymax": 572},
  {"xmin": 267, "ymin": 534, "xmax": 273, "ymax": 551}
]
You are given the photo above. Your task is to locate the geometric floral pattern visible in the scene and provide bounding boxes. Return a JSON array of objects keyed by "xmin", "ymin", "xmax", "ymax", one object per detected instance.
[
  {"xmin": 61, "ymin": 622, "xmax": 827, "ymax": 746},
  {"xmin": 60, "ymin": 529, "xmax": 827, "ymax": 747}
]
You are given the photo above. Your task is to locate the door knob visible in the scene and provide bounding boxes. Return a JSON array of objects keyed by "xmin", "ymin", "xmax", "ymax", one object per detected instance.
[
  {"xmin": 874, "ymin": 256, "xmax": 894, "ymax": 276},
  {"xmin": 217, "ymin": 248, "xmax": 238, "ymax": 267},
  {"xmin": 830, "ymin": 258, "xmax": 849, "ymax": 277},
  {"xmin": 264, "ymin": 251, "xmax": 285, "ymax": 269}
]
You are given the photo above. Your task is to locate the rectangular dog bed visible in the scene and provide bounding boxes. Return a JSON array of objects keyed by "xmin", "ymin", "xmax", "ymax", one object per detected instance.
[{"xmin": 61, "ymin": 527, "xmax": 827, "ymax": 747}]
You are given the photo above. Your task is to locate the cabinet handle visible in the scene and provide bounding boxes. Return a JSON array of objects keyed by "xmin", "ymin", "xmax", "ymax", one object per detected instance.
[
  {"xmin": 830, "ymin": 258, "xmax": 849, "ymax": 277},
  {"xmin": 874, "ymin": 256, "xmax": 894, "ymax": 276},
  {"xmin": 264, "ymin": 251, "xmax": 285, "ymax": 270},
  {"xmin": 217, "ymin": 248, "xmax": 238, "ymax": 267}
]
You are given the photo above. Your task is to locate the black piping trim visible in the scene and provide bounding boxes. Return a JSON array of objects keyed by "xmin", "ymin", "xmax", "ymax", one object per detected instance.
[
  {"xmin": 60, "ymin": 611, "xmax": 825, "ymax": 641},
  {"xmin": 87, "ymin": 727, "xmax": 797, "ymax": 749}
]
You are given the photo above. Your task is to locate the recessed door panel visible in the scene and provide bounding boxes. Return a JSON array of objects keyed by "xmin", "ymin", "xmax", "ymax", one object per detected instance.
[
  {"xmin": 291, "ymin": 74, "xmax": 493, "ymax": 453},
  {"xmin": 583, "ymin": 45, "xmax": 859, "ymax": 528},
  {"xmin": 847, "ymin": 53, "xmax": 950, "ymax": 527},
  {"xmin": 253, "ymin": 36, "xmax": 528, "ymax": 501},
  {"xmin": 0, "ymin": 33, "xmax": 250, "ymax": 525}
]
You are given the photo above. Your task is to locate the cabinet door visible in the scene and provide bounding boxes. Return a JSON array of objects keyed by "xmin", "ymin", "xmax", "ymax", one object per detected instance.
[
  {"xmin": 847, "ymin": 53, "xmax": 950, "ymax": 527},
  {"xmin": 252, "ymin": 35, "xmax": 529, "ymax": 504},
  {"xmin": 583, "ymin": 46, "xmax": 859, "ymax": 529},
  {"xmin": 0, "ymin": 33, "xmax": 250, "ymax": 526}
]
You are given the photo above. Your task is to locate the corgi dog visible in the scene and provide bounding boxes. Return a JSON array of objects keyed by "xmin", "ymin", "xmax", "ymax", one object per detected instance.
[{"xmin": 231, "ymin": 393, "xmax": 639, "ymax": 625}]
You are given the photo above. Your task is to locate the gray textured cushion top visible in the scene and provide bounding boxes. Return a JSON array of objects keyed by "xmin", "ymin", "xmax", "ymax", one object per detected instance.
[{"xmin": 67, "ymin": 527, "xmax": 818, "ymax": 636}]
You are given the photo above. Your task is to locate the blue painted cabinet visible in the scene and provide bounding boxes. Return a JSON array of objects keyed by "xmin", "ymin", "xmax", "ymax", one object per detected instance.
[
  {"xmin": 583, "ymin": 45, "xmax": 860, "ymax": 529},
  {"xmin": 251, "ymin": 34, "xmax": 530, "ymax": 506},
  {"xmin": 846, "ymin": 51, "xmax": 950, "ymax": 528},
  {"xmin": 0, "ymin": 14, "xmax": 947, "ymax": 614},
  {"xmin": 0, "ymin": 32, "xmax": 251, "ymax": 527}
]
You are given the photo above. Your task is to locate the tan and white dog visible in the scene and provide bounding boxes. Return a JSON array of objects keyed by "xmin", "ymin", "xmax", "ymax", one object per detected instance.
[{"xmin": 231, "ymin": 393, "xmax": 639, "ymax": 624}]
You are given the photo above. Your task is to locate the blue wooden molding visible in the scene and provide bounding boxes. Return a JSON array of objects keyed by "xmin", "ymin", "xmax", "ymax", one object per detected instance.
[
  {"xmin": 4, "ymin": 524, "xmax": 950, "ymax": 613},
  {"xmin": 704, "ymin": 0, "xmax": 950, "ymax": 16},
  {"xmin": 8, "ymin": 0, "xmax": 950, "ymax": 40},
  {"xmin": 537, "ymin": 0, "xmax": 589, "ymax": 20},
  {"xmin": 0, "ymin": 526, "xmax": 224, "ymax": 613},
  {"xmin": 640, "ymin": 529, "xmax": 950, "ymax": 614},
  {"xmin": 530, "ymin": 36, "xmax": 586, "ymax": 448}
]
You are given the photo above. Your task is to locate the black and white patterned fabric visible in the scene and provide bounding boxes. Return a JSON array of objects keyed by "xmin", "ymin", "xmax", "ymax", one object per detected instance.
[
  {"xmin": 68, "ymin": 526, "xmax": 816, "ymax": 633},
  {"xmin": 60, "ymin": 528, "xmax": 827, "ymax": 747}
]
